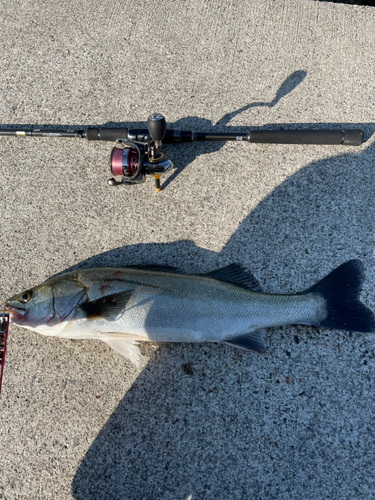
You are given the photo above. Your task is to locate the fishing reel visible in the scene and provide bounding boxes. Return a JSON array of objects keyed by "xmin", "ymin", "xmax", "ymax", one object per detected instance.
[{"xmin": 108, "ymin": 113, "xmax": 173, "ymax": 191}]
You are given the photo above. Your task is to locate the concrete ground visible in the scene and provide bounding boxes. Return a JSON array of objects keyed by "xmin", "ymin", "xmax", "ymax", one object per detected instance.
[{"xmin": 0, "ymin": 1, "xmax": 375, "ymax": 499}]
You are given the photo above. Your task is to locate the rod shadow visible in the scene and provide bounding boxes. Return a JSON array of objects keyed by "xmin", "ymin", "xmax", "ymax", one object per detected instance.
[{"xmin": 69, "ymin": 135, "xmax": 375, "ymax": 497}]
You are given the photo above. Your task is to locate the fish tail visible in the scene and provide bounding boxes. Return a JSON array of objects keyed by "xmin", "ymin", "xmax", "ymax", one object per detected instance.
[{"xmin": 303, "ymin": 259, "xmax": 375, "ymax": 333}]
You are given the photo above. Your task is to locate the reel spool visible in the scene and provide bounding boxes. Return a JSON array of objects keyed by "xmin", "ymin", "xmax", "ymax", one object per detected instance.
[{"xmin": 108, "ymin": 140, "xmax": 144, "ymax": 184}]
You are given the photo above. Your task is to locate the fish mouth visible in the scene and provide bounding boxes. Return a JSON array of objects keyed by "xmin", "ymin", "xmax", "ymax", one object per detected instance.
[{"xmin": 3, "ymin": 302, "xmax": 27, "ymax": 322}]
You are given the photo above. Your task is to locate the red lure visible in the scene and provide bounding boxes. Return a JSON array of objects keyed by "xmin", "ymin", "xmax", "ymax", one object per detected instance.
[{"xmin": 0, "ymin": 313, "xmax": 9, "ymax": 396}]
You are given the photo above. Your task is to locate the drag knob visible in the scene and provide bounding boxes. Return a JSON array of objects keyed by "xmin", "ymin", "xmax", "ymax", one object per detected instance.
[{"xmin": 147, "ymin": 113, "xmax": 166, "ymax": 142}]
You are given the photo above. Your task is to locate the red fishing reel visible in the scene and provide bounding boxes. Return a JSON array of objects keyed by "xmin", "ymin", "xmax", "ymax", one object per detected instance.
[
  {"xmin": 109, "ymin": 140, "xmax": 144, "ymax": 183},
  {"xmin": 0, "ymin": 313, "xmax": 9, "ymax": 396},
  {"xmin": 108, "ymin": 114, "xmax": 173, "ymax": 191}
]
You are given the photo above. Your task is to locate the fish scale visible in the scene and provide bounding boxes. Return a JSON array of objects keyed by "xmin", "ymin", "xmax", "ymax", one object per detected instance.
[{"xmin": 76, "ymin": 269, "xmax": 322, "ymax": 342}]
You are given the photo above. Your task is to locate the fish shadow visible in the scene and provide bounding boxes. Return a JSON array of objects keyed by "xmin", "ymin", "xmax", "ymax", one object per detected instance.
[{"xmin": 70, "ymin": 120, "xmax": 375, "ymax": 498}]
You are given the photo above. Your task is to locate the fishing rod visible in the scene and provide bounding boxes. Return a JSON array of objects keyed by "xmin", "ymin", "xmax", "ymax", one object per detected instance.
[
  {"xmin": 0, "ymin": 313, "xmax": 9, "ymax": 396},
  {"xmin": 0, "ymin": 113, "xmax": 364, "ymax": 191}
]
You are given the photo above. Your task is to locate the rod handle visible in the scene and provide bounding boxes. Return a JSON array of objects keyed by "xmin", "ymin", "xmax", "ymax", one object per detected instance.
[
  {"xmin": 248, "ymin": 129, "xmax": 363, "ymax": 146},
  {"xmin": 86, "ymin": 128, "xmax": 129, "ymax": 141}
]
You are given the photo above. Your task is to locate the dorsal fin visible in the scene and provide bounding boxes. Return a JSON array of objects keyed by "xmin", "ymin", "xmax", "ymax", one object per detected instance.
[{"xmin": 201, "ymin": 264, "xmax": 262, "ymax": 292}]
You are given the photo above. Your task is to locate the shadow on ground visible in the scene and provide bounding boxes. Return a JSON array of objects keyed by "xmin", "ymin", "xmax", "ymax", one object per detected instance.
[
  {"xmin": 69, "ymin": 119, "xmax": 375, "ymax": 498},
  {"xmin": 317, "ymin": 1, "xmax": 374, "ymax": 5}
]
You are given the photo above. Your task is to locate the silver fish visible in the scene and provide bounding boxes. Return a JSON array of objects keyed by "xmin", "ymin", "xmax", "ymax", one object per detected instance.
[{"xmin": 4, "ymin": 260, "xmax": 374, "ymax": 367}]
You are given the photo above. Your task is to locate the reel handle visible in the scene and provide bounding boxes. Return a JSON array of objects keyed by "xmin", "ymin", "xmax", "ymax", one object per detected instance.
[{"xmin": 147, "ymin": 113, "xmax": 166, "ymax": 143}]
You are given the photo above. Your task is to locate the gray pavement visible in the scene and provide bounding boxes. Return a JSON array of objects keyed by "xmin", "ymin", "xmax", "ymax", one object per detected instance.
[{"xmin": 0, "ymin": 1, "xmax": 375, "ymax": 499}]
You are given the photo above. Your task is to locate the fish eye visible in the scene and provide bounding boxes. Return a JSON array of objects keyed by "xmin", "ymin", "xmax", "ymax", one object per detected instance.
[{"xmin": 19, "ymin": 290, "xmax": 32, "ymax": 303}]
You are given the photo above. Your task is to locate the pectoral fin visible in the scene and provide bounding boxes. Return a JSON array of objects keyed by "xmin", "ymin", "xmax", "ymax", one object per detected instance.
[
  {"xmin": 222, "ymin": 329, "xmax": 267, "ymax": 353},
  {"xmin": 80, "ymin": 290, "xmax": 134, "ymax": 319},
  {"xmin": 101, "ymin": 334, "xmax": 142, "ymax": 368}
]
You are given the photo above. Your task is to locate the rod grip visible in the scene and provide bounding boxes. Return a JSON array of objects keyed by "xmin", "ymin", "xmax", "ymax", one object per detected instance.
[
  {"xmin": 248, "ymin": 129, "xmax": 363, "ymax": 146},
  {"xmin": 87, "ymin": 128, "xmax": 129, "ymax": 141}
]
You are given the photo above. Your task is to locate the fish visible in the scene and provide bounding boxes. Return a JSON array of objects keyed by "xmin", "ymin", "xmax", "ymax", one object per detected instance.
[{"xmin": 4, "ymin": 260, "xmax": 374, "ymax": 367}]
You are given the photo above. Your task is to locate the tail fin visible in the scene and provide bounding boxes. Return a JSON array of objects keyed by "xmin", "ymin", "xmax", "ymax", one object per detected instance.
[{"xmin": 303, "ymin": 259, "xmax": 375, "ymax": 333}]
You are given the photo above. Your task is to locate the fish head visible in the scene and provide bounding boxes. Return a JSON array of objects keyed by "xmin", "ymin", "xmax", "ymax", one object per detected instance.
[
  {"xmin": 4, "ymin": 274, "xmax": 88, "ymax": 334},
  {"xmin": 5, "ymin": 283, "xmax": 55, "ymax": 330}
]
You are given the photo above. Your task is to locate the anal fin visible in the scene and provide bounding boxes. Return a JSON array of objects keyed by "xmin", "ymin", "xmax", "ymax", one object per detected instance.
[{"xmin": 222, "ymin": 329, "xmax": 267, "ymax": 353}]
